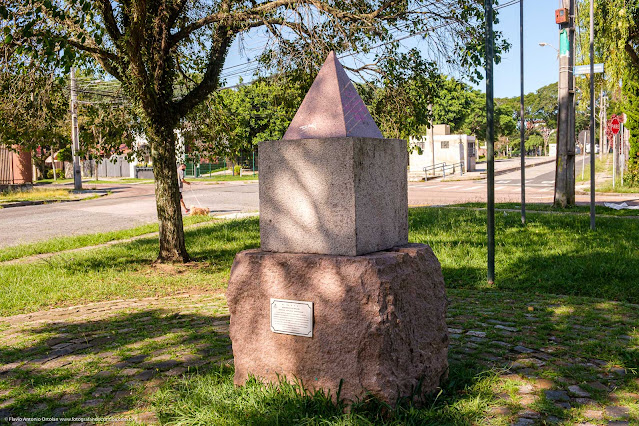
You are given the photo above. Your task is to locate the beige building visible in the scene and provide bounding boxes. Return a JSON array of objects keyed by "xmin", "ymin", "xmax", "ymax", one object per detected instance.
[{"xmin": 409, "ymin": 125, "xmax": 477, "ymax": 175}]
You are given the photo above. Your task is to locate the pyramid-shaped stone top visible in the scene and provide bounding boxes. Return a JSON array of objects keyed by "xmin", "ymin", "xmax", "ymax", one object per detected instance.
[{"xmin": 283, "ymin": 52, "xmax": 383, "ymax": 140}]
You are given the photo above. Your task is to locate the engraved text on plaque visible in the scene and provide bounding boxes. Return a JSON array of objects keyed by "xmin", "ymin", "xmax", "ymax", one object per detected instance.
[{"xmin": 270, "ymin": 298, "xmax": 313, "ymax": 337}]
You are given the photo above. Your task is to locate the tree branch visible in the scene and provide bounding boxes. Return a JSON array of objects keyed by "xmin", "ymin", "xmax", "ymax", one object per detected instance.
[
  {"xmin": 97, "ymin": 0, "xmax": 123, "ymax": 41},
  {"xmin": 174, "ymin": 25, "xmax": 234, "ymax": 118},
  {"xmin": 169, "ymin": 0, "xmax": 391, "ymax": 48},
  {"xmin": 625, "ymin": 42, "xmax": 639, "ymax": 69}
]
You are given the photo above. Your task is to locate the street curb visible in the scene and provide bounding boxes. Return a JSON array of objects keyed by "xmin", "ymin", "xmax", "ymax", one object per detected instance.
[{"xmin": 0, "ymin": 191, "xmax": 109, "ymax": 209}]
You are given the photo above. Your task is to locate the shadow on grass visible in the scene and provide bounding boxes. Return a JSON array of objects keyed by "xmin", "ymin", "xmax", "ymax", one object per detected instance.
[
  {"xmin": 63, "ymin": 217, "xmax": 260, "ymax": 274},
  {"xmin": 0, "ymin": 308, "xmax": 231, "ymax": 421},
  {"xmin": 409, "ymin": 207, "xmax": 639, "ymax": 303}
]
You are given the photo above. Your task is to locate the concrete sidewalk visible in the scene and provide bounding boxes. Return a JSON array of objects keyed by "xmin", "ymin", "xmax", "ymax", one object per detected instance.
[
  {"xmin": 409, "ymin": 156, "xmax": 555, "ymax": 182},
  {"xmin": 443, "ymin": 157, "xmax": 555, "ymax": 181}
]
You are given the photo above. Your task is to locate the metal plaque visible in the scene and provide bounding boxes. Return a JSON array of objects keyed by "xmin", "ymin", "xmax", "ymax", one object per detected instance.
[{"xmin": 270, "ymin": 298, "xmax": 313, "ymax": 337}]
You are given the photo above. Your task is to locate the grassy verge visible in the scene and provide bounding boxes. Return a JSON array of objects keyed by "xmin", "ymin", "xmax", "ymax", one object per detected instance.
[
  {"xmin": 589, "ymin": 179, "xmax": 639, "ymax": 193},
  {"xmin": 84, "ymin": 178, "xmax": 155, "ymax": 184},
  {"xmin": 0, "ymin": 187, "xmax": 88, "ymax": 204},
  {"xmin": 1, "ymin": 207, "xmax": 638, "ymax": 316},
  {"xmin": 190, "ymin": 174, "xmax": 258, "ymax": 182},
  {"xmin": 451, "ymin": 202, "xmax": 639, "ymax": 217},
  {"xmin": 35, "ymin": 178, "xmax": 74, "ymax": 184},
  {"xmin": 0, "ymin": 215, "xmax": 215, "ymax": 263},
  {"xmin": 576, "ymin": 154, "xmax": 611, "ymax": 183}
]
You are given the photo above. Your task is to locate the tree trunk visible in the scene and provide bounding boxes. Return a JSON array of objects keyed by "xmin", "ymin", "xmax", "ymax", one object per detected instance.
[{"xmin": 148, "ymin": 122, "xmax": 190, "ymax": 263}]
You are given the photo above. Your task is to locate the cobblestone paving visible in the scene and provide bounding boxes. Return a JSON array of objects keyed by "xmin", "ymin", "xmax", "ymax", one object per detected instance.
[
  {"xmin": 0, "ymin": 290, "xmax": 637, "ymax": 425},
  {"xmin": 0, "ymin": 293, "xmax": 232, "ymax": 425}
]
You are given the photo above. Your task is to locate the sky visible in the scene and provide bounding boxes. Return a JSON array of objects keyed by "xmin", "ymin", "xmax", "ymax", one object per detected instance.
[
  {"xmin": 220, "ymin": 0, "xmax": 566, "ymax": 99},
  {"xmin": 488, "ymin": 0, "xmax": 564, "ymax": 98}
]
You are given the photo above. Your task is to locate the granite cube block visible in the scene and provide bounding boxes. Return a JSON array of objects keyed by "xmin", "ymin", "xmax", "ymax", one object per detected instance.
[{"xmin": 259, "ymin": 137, "xmax": 408, "ymax": 256}]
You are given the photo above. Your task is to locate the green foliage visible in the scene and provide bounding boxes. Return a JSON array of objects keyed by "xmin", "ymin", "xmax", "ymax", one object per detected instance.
[
  {"xmin": 584, "ymin": 0, "xmax": 639, "ymax": 96},
  {"xmin": 360, "ymin": 50, "xmax": 441, "ymax": 139},
  {"xmin": 45, "ymin": 169, "xmax": 65, "ymax": 179},
  {"xmin": 526, "ymin": 134, "xmax": 544, "ymax": 151},
  {"xmin": 0, "ymin": 63, "xmax": 69, "ymax": 176},
  {"xmin": 233, "ymin": 165, "xmax": 241, "ymax": 176},
  {"xmin": 183, "ymin": 76, "xmax": 309, "ymax": 162},
  {"xmin": 430, "ymin": 77, "xmax": 476, "ymax": 133},
  {"xmin": 624, "ymin": 64, "xmax": 639, "ymax": 183}
]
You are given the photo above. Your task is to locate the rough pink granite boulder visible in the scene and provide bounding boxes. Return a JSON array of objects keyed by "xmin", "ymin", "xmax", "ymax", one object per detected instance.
[{"xmin": 226, "ymin": 244, "xmax": 449, "ymax": 404}]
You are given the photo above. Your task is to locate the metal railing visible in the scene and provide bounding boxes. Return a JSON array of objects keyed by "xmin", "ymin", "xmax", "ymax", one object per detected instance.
[{"xmin": 423, "ymin": 161, "xmax": 465, "ymax": 180}]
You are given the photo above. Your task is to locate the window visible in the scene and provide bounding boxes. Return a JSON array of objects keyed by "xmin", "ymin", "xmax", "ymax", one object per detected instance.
[{"xmin": 441, "ymin": 141, "xmax": 449, "ymax": 149}]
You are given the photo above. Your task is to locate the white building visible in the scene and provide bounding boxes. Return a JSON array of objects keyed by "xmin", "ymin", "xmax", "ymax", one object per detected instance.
[{"xmin": 408, "ymin": 125, "xmax": 477, "ymax": 175}]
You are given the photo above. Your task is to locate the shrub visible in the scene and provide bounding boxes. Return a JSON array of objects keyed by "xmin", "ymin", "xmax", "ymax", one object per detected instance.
[
  {"xmin": 46, "ymin": 169, "xmax": 65, "ymax": 179},
  {"xmin": 233, "ymin": 165, "xmax": 241, "ymax": 176}
]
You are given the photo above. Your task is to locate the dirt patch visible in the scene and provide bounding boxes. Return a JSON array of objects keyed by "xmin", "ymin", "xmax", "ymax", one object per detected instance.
[{"xmin": 147, "ymin": 261, "xmax": 212, "ymax": 276}]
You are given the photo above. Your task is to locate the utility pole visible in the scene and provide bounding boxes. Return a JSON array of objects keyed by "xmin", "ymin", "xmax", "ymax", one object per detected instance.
[
  {"xmin": 554, "ymin": 0, "xmax": 576, "ymax": 207},
  {"xmin": 70, "ymin": 68, "xmax": 82, "ymax": 190},
  {"xmin": 520, "ymin": 0, "xmax": 526, "ymax": 225},
  {"xmin": 485, "ymin": 0, "xmax": 495, "ymax": 285},
  {"xmin": 589, "ymin": 0, "xmax": 595, "ymax": 230}
]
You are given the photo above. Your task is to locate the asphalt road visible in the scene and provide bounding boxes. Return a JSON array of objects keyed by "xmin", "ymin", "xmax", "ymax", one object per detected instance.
[
  {"xmin": 1, "ymin": 157, "xmax": 636, "ymax": 248},
  {"xmin": 1, "ymin": 182, "xmax": 259, "ymax": 248}
]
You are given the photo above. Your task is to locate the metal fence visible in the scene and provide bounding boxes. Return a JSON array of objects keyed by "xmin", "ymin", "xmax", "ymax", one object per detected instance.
[{"xmin": 0, "ymin": 146, "xmax": 15, "ymax": 185}]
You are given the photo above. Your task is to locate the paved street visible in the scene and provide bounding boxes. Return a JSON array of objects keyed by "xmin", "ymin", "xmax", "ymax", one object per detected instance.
[
  {"xmin": 2, "ymin": 158, "xmax": 637, "ymax": 248},
  {"xmin": 1, "ymin": 182, "xmax": 259, "ymax": 248}
]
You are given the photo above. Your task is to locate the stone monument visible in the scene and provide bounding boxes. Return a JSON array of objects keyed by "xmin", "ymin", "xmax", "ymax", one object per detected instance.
[{"xmin": 227, "ymin": 52, "xmax": 448, "ymax": 404}]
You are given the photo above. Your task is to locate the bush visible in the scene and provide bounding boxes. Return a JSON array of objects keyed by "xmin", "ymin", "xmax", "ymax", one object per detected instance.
[
  {"xmin": 233, "ymin": 165, "xmax": 241, "ymax": 176},
  {"xmin": 46, "ymin": 169, "xmax": 65, "ymax": 179}
]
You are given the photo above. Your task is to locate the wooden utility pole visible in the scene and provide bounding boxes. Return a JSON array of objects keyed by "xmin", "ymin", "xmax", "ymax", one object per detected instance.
[
  {"xmin": 70, "ymin": 68, "xmax": 82, "ymax": 190},
  {"xmin": 554, "ymin": 0, "xmax": 576, "ymax": 207}
]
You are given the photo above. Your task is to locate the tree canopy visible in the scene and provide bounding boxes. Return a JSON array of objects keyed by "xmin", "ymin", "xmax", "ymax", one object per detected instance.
[{"xmin": 2, "ymin": 0, "xmax": 508, "ymax": 262}]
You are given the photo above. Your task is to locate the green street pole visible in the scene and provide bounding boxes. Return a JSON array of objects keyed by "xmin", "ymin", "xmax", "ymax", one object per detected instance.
[
  {"xmin": 589, "ymin": 0, "xmax": 596, "ymax": 230},
  {"xmin": 520, "ymin": 0, "xmax": 526, "ymax": 225},
  {"xmin": 485, "ymin": 0, "xmax": 495, "ymax": 284}
]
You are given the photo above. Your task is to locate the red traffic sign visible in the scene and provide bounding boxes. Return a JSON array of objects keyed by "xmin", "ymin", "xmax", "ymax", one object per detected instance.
[{"xmin": 610, "ymin": 117, "xmax": 621, "ymax": 135}]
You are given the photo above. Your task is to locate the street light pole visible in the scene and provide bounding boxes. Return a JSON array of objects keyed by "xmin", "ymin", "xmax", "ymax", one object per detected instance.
[{"xmin": 485, "ymin": 0, "xmax": 495, "ymax": 284}]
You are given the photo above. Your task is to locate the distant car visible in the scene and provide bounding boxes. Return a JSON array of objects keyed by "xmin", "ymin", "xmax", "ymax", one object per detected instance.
[{"xmin": 585, "ymin": 144, "xmax": 600, "ymax": 154}]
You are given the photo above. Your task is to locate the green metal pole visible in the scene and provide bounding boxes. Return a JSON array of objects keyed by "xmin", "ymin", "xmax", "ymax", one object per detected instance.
[
  {"xmin": 520, "ymin": 0, "xmax": 526, "ymax": 225},
  {"xmin": 589, "ymin": 0, "xmax": 596, "ymax": 230},
  {"xmin": 485, "ymin": 0, "xmax": 495, "ymax": 284}
]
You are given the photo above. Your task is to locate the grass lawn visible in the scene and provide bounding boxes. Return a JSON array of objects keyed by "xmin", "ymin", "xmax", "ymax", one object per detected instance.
[
  {"xmin": 588, "ymin": 179, "xmax": 639, "ymax": 194},
  {"xmin": 0, "ymin": 187, "xmax": 96, "ymax": 204},
  {"xmin": 1, "ymin": 207, "xmax": 638, "ymax": 315},
  {"xmin": 0, "ymin": 215, "xmax": 215, "ymax": 263},
  {"xmin": 451, "ymin": 202, "xmax": 639, "ymax": 217},
  {"xmin": 1, "ymin": 207, "xmax": 638, "ymax": 424}
]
